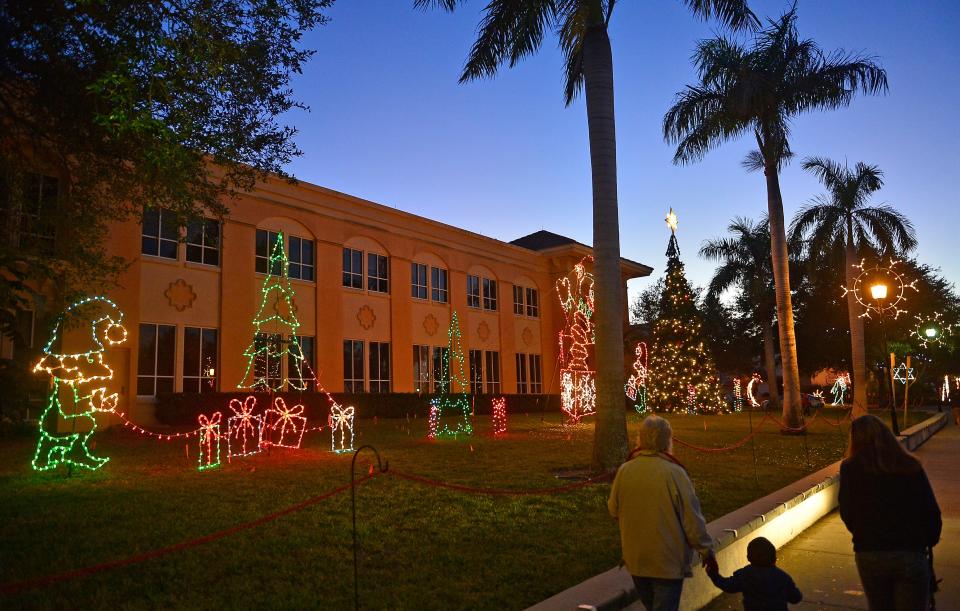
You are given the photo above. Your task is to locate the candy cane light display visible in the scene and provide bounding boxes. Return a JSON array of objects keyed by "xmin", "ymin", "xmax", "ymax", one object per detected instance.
[
  {"xmin": 556, "ymin": 257, "xmax": 596, "ymax": 423},
  {"xmin": 746, "ymin": 373, "xmax": 763, "ymax": 408}
]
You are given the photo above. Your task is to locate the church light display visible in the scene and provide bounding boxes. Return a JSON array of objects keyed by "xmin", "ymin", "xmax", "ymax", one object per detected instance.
[
  {"xmin": 31, "ymin": 296, "xmax": 128, "ymax": 472},
  {"xmin": 556, "ymin": 257, "xmax": 597, "ymax": 423}
]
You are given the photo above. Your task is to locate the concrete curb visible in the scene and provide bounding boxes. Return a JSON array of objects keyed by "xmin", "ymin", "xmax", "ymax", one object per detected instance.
[{"xmin": 528, "ymin": 411, "xmax": 949, "ymax": 611}]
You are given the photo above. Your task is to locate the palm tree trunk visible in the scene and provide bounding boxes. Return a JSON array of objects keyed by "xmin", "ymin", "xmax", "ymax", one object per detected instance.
[
  {"xmin": 762, "ymin": 312, "xmax": 780, "ymax": 412},
  {"xmin": 845, "ymin": 233, "xmax": 868, "ymax": 418},
  {"xmin": 582, "ymin": 23, "xmax": 627, "ymax": 471},
  {"xmin": 763, "ymin": 165, "xmax": 803, "ymax": 429}
]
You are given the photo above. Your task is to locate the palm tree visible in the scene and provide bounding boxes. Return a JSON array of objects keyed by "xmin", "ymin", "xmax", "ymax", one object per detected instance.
[
  {"xmin": 662, "ymin": 7, "xmax": 887, "ymax": 429},
  {"xmin": 701, "ymin": 216, "xmax": 780, "ymax": 412},
  {"xmin": 417, "ymin": 1, "xmax": 756, "ymax": 470},
  {"xmin": 790, "ymin": 157, "xmax": 916, "ymax": 418}
]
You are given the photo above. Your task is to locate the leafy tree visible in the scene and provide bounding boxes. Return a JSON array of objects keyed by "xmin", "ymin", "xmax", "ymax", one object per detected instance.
[
  {"xmin": 700, "ymin": 216, "xmax": 779, "ymax": 410},
  {"xmin": 663, "ymin": 7, "xmax": 888, "ymax": 428},
  {"xmin": 790, "ymin": 158, "xmax": 916, "ymax": 417},
  {"xmin": 417, "ymin": 0, "xmax": 756, "ymax": 470},
  {"xmin": 1, "ymin": 0, "xmax": 330, "ymax": 338}
]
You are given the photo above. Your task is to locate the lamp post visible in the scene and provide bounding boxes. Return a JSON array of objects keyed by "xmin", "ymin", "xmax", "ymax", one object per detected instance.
[{"xmin": 870, "ymin": 283, "xmax": 900, "ymax": 435}]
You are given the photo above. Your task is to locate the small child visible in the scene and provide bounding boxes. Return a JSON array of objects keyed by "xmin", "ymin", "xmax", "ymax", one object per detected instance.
[{"xmin": 706, "ymin": 537, "xmax": 802, "ymax": 610}]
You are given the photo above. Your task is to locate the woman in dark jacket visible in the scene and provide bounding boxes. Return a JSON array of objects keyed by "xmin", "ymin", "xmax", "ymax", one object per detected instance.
[{"xmin": 839, "ymin": 414, "xmax": 942, "ymax": 611}]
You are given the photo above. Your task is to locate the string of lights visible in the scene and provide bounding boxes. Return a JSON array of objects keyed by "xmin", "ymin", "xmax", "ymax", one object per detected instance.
[
  {"xmin": 428, "ymin": 311, "xmax": 473, "ymax": 438},
  {"xmin": 556, "ymin": 257, "xmax": 597, "ymax": 423}
]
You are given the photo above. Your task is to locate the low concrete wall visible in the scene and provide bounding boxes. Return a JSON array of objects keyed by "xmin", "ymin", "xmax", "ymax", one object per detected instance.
[{"xmin": 529, "ymin": 411, "xmax": 948, "ymax": 611}]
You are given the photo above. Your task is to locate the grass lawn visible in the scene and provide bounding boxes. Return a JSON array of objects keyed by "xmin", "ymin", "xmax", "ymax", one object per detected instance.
[{"xmin": 0, "ymin": 407, "xmax": 931, "ymax": 610}]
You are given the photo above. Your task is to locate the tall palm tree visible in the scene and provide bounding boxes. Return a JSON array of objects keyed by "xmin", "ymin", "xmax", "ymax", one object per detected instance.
[
  {"xmin": 417, "ymin": 0, "xmax": 756, "ymax": 470},
  {"xmin": 701, "ymin": 216, "xmax": 780, "ymax": 411},
  {"xmin": 662, "ymin": 7, "xmax": 887, "ymax": 428},
  {"xmin": 790, "ymin": 157, "xmax": 916, "ymax": 418}
]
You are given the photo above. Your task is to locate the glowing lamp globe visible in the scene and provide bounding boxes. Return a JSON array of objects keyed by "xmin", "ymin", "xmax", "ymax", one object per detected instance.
[
  {"xmin": 925, "ymin": 328, "xmax": 938, "ymax": 339},
  {"xmin": 870, "ymin": 284, "xmax": 888, "ymax": 300}
]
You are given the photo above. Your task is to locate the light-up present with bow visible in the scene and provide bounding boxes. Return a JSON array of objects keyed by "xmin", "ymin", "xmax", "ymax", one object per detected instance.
[
  {"xmin": 264, "ymin": 397, "xmax": 307, "ymax": 449},
  {"xmin": 198, "ymin": 412, "xmax": 222, "ymax": 471},
  {"xmin": 329, "ymin": 404, "xmax": 355, "ymax": 453},
  {"xmin": 227, "ymin": 396, "xmax": 263, "ymax": 458}
]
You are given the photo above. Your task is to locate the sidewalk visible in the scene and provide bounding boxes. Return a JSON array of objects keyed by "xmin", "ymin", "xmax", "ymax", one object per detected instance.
[{"xmin": 703, "ymin": 421, "xmax": 960, "ymax": 610}]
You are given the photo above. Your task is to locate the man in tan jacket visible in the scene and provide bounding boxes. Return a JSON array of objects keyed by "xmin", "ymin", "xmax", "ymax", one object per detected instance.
[{"xmin": 608, "ymin": 415, "xmax": 715, "ymax": 611}]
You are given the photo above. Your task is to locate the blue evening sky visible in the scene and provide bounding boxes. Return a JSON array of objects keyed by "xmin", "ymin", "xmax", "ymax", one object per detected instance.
[{"xmin": 283, "ymin": 0, "xmax": 960, "ymax": 305}]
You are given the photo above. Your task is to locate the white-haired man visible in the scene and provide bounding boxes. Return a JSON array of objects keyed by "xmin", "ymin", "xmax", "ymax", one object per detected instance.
[{"xmin": 608, "ymin": 415, "xmax": 715, "ymax": 611}]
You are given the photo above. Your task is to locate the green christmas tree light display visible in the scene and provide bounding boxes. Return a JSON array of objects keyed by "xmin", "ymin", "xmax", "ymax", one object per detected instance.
[
  {"xmin": 647, "ymin": 209, "xmax": 727, "ymax": 414},
  {"xmin": 238, "ymin": 232, "xmax": 309, "ymax": 391},
  {"xmin": 428, "ymin": 311, "xmax": 473, "ymax": 438}
]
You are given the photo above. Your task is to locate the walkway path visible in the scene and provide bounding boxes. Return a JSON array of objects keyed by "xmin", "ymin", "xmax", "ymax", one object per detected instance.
[{"xmin": 703, "ymin": 421, "xmax": 960, "ymax": 610}]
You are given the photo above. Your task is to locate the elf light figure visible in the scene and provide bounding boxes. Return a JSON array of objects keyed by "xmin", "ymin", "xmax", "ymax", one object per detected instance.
[
  {"xmin": 32, "ymin": 297, "xmax": 128, "ymax": 472},
  {"xmin": 830, "ymin": 372, "xmax": 851, "ymax": 406},
  {"xmin": 556, "ymin": 257, "xmax": 597, "ymax": 423}
]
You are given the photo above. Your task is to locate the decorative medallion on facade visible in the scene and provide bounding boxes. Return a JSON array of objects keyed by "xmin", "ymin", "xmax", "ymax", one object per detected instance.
[
  {"xmin": 477, "ymin": 321, "xmax": 491, "ymax": 342},
  {"xmin": 357, "ymin": 305, "xmax": 376, "ymax": 330},
  {"xmin": 423, "ymin": 314, "xmax": 439, "ymax": 336},
  {"xmin": 521, "ymin": 327, "xmax": 534, "ymax": 347},
  {"xmin": 165, "ymin": 279, "xmax": 197, "ymax": 312}
]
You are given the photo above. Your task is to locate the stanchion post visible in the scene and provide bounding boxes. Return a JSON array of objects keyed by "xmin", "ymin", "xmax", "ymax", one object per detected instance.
[
  {"xmin": 351, "ymin": 445, "xmax": 388, "ymax": 611},
  {"xmin": 747, "ymin": 407, "xmax": 760, "ymax": 490}
]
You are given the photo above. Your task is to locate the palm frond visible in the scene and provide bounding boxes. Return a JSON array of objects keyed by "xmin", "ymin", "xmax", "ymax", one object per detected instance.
[
  {"xmin": 413, "ymin": 0, "xmax": 463, "ymax": 10},
  {"xmin": 854, "ymin": 205, "xmax": 917, "ymax": 253},
  {"xmin": 801, "ymin": 156, "xmax": 845, "ymax": 192},
  {"xmin": 684, "ymin": 0, "xmax": 759, "ymax": 31},
  {"xmin": 458, "ymin": 0, "xmax": 558, "ymax": 83}
]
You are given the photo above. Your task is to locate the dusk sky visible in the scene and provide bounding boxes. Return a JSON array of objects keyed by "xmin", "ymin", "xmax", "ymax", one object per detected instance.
[{"xmin": 283, "ymin": 0, "xmax": 960, "ymax": 306}]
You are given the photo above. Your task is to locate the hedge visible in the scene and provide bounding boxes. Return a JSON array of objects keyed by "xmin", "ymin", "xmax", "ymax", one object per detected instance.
[{"xmin": 154, "ymin": 391, "xmax": 563, "ymax": 426}]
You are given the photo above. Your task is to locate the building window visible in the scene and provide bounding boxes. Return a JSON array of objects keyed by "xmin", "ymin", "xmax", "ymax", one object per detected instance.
[
  {"xmin": 432, "ymin": 347, "xmax": 449, "ymax": 394},
  {"xmin": 529, "ymin": 354, "xmax": 543, "ymax": 394},
  {"xmin": 253, "ymin": 333, "xmax": 282, "ymax": 389},
  {"xmin": 413, "ymin": 344, "xmax": 431, "ymax": 392},
  {"xmin": 18, "ymin": 173, "xmax": 58, "ymax": 254},
  {"xmin": 288, "ymin": 236, "xmax": 315, "ymax": 281},
  {"xmin": 485, "ymin": 351, "xmax": 501, "ymax": 394},
  {"xmin": 142, "ymin": 207, "xmax": 178, "ymax": 260},
  {"xmin": 367, "ymin": 253, "xmax": 389, "ymax": 293},
  {"xmin": 137, "ymin": 323, "xmax": 176, "ymax": 396},
  {"xmin": 185, "ymin": 218, "xmax": 220, "ymax": 266},
  {"xmin": 369, "ymin": 342, "xmax": 391, "ymax": 393},
  {"xmin": 290, "ymin": 335, "xmax": 315, "ymax": 390},
  {"xmin": 256, "ymin": 230, "xmax": 282, "ymax": 275},
  {"xmin": 513, "ymin": 285, "xmax": 524, "ymax": 315},
  {"xmin": 431, "ymin": 267, "xmax": 448, "ymax": 303},
  {"xmin": 182, "ymin": 327, "xmax": 218, "ymax": 393},
  {"xmin": 469, "ymin": 349, "xmax": 483, "ymax": 394},
  {"xmin": 343, "ymin": 248, "xmax": 363, "ymax": 289},
  {"xmin": 482, "ymin": 278, "xmax": 498, "ymax": 311},
  {"xmin": 525, "ymin": 288, "xmax": 539, "ymax": 318},
  {"xmin": 467, "ymin": 275, "xmax": 481, "ymax": 308},
  {"xmin": 515, "ymin": 353, "xmax": 528, "ymax": 394},
  {"xmin": 411, "ymin": 263, "xmax": 428, "ymax": 299},
  {"xmin": 344, "ymin": 339, "xmax": 364, "ymax": 392}
]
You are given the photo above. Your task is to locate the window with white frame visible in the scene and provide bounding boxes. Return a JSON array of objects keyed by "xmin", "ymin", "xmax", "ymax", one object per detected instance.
[
  {"xmin": 431, "ymin": 267, "xmax": 448, "ymax": 303},
  {"xmin": 529, "ymin": 354, "xmax": 543, "ymax": 394},
  {"xmin": 137, "ymin": 323, "xmax": 176, "ymax": 396},
  {"xmin": 482, "ymin": 278, "xmax": 498, "ymax": 311},
  {"xmin": 411, "ymin": 263, "xmax": 428, "ymax": 299},
  {"xmin": 182, "ymin": 327, "xmax": 218, "ymax": 393},
  {"xmin": 515, "ymin": 353, "xmax": 528, "ymax": 394},
  {"xmin": 369, "ymin": 342, "xmax": 391, "ymax": 393},
  {"xmin": 525, "ymin": 287, "xmax": 539, "ymax": 317},
  {"xmin": 186, "ymin": 218, "xmax": 220, "ymax": 266},
  {"xmin": 367, "ymin": 253, "xmax": 389, "ymax": 293},
  {"xmin": 290, "ymin": 335, "xmax": 315, "ymax": 390},
  {"xmin": 466, "ymin": 275, "xmax": 481, "ymax": 308},
  {"xmin": 513, "ymin": 285, "xmax": 524, "ymax": 315},
  {"xmin": 469, "ymin": 349, "xmax": 483, "ymax": 394},
  {"xmin": 413, "ymin": 344, "xmax": 431, "ymax": 392},
  {"xmin": 142, "ymin": 207, "xmax": 178, "ymax": 259},
  {"xmin": 18, "ymin": 173, "xmax": 58, "ymax": 254},
  {"xmin": 255, "ymin": 230, "xmax": 282, "ymax": 275},
  {"xmin": 342, "ymin": 248, "xmax": 363, "ymax": 289},
  {"xmin": 344, "ymin": 339, "xmax": 364, "ymax": 392},
  {"xmin": 288, "ymin": 236, "xmax": 315, "ymax": 281},
  {"xmin": 484, "ymin": 351, "xmax": 501, "ymax": 394}
]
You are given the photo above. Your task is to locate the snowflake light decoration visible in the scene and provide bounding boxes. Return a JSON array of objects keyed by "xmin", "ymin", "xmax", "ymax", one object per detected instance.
[
  {"xmin": 843, "ymin": 258, "xmax": 918, "ymax": 320},
  {"xmin": 910, "ymin": 312, "xmax": 952, "ymax": 348}
]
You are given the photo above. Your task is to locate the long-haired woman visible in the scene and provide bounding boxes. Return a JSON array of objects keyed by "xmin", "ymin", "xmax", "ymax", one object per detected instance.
[{"xmin": 839, "ymin": 414, "xmax": 941, "ymax": 610}]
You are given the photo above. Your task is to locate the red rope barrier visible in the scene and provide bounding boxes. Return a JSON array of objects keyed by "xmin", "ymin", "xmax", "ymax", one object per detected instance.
[
  {"xmin": 388, "ymin": 469, "xmax": 613, "ymax": 496},
  {"xmin": 0, "ymin": 474, "xmax": 376, "ymax": 596}
]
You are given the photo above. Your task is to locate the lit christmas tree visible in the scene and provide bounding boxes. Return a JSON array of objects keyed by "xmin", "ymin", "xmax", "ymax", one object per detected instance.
[
  {"xmin": 428, "ymin": 311, "xmax": 472, "ymax": 438},
  {"xmin": 238, "ymin": 232, "xmax": 309, "ymax": 391},
  {"xmin": 647, "ymin": 209, "xmax": 727, "ymax": 414}
]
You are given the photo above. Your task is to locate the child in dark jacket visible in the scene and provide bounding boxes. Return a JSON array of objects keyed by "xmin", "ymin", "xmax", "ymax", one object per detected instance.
[{"xmin": 706, "ymin": 537, "xmax": 802, "ymax": 610}]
